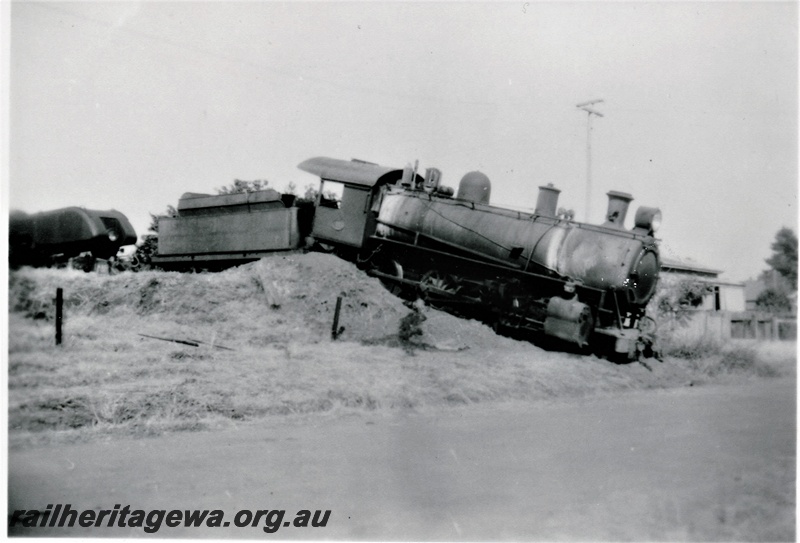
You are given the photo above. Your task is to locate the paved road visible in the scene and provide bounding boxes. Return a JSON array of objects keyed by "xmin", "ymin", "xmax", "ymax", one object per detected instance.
[{"xmin": 9, "ymin": 380, "xmax": 795, "ymax": 540}]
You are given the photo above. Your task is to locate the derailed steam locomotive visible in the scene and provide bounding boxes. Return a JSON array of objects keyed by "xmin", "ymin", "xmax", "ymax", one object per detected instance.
[{"xmin": 154, "ymin": 157, "xmax": 662, "ymax": 360}]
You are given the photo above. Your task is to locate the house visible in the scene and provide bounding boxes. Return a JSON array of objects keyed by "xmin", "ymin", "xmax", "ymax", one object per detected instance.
[
  {"xmin": 659, "ymin": 257, "xmax": 795, "ymax": 341},
  {"xmin": 660, "ymin": 257, "xmax": 745, "ymax": 312}
]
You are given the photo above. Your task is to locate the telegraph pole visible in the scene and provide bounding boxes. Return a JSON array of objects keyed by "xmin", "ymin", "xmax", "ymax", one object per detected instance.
[{"xmin": 576, "ymin": 99, "xmax": 604, "ymax": 221}]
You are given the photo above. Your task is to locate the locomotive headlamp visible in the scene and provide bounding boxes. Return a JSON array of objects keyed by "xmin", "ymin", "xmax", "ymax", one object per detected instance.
[
  {"xmin": 107, "ymin": 229, "xmax": 119, "ymax": 242},
  {"xmin": 650, "ymin": 210, "xmax": 662, "ymax": 233},
  {"xmin": 634, "ymin": 207, "xmax": 662, "ymax": 234}
]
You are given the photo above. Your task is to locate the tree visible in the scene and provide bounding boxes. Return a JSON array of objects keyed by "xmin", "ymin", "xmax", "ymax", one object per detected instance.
[
  {"xmin": 284, "ymin": 181, "xmax": 298, "ymax": 196},
  {"xmin": 765, "ymin": 227, "xmax": 797, "ymax": 286},
  {"xmin": 648, "ymin": 275, "xmax": 712, "ymax": 327},
  {"xmin": 755, "ymin": 288, "xmax": 792, "ymax": 314},
  {"xmin": 144, "ymin": 205, "xmax": 177, "ymax": 235},
  {"xmin": 216, "ymin": 179, "xmax": 270, "ymax": 195},
  {"xmin": 301, "ymin": 183, "xmax": 319, "ymax": 204}
]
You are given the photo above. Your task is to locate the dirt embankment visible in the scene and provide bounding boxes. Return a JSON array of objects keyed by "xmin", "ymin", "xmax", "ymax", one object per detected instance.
[
  {"xmin": 8, "ymin": 253, "xmax": 796, "ymax": 444},
  {"xmin": 9, "ymin": 252, "xmax": 514, "ymax": 350}
]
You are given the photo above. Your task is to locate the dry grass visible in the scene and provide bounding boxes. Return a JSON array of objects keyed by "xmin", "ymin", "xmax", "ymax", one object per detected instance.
[{"xmin": 7, "ymin": 256, "xmax": 797, "ymax": 445}]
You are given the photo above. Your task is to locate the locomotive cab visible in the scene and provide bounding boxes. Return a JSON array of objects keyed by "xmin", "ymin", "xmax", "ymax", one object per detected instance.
[{"xmin": 298, "ymin": 157, "xmax": 421, "ymax": 250}]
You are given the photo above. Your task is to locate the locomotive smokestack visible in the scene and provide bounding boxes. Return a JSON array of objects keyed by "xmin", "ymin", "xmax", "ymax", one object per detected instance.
[
  {"xmin": 535, "ymin": 184, "xmax": 561, "ymax": 218},
  {"xmin": 604, "ymin": 191, "xmax": 633, "ymax": 228}
]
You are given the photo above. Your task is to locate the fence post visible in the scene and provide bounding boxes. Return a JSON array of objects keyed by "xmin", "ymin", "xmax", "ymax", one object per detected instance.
[
  {"xmin": 55, "ymin": 287, "xmax": 63, "ymax": 346},
  {"xmin": 331, "ymin": 296, "xmax": 343, "ymax": 340}
]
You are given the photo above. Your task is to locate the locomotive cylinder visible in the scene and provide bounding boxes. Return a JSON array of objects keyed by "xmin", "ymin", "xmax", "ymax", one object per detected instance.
[{"xmin": 543, "ymin": 297, "xmax": 594, "ymax": 346}]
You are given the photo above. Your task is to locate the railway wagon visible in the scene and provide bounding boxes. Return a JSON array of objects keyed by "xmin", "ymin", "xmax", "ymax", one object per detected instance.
[
  {"xmin": 9, "ymin": 207, "xmax": 137, "ymax": 270},
  {"xmin": 151, "ymin": 189, "xmax": 312, "ymax": 270}
]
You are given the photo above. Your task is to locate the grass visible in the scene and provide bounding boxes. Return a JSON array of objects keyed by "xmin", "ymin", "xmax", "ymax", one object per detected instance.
[
  {"xmin": 658, "ymin": 323, "xmax": 792, "ymax": 379},
  {"xmin": 9, "ymin": 311, "xmax": 796, "ymax": 445},
  {"xmin": 7, "ymin": 261, "xmax": 797, "ymax": 445},
  {"xmin": 660, "ymin": 333, "xmax": 725, "ymax": 360}
]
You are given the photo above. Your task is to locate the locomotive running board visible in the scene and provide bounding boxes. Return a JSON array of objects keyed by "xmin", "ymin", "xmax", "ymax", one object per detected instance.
[
  {"xmin": 592, "ymin": 327, "xmax": 641, "ymax": 355},
  {"xmin": 367, "ymin": 269, "xmax": 421, "ymax": 288},
  {"xmin": 368, "ymin": 269, "xmax": 484, "ymax": 306},
  {"xmin": 366, "ymin": 236, "xmax": 606, "ymax": 299},
  {"xmin": 152, "ymin": 249, "xmax": 298, "ymax": 264},
  {"xmin": 373, "ymin": 223, "xmax": 526, "ymax": 270}
]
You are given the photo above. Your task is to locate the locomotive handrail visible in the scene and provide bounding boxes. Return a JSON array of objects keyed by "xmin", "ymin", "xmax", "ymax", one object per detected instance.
[
  {"xmin": 402, "ymin": 189, "xmax": 657, "ymax": 242},
  {"xmin": 570, "ymin": 221, "xmax": 659, "ymax": 241},
  {"xmin": 416, "ymin": 199, "xmax": 520, "ymax": 256},
  {"xmin": 377, "ymin": 211, "xmax": 564, "ymax": 278},
  {"xmin": 368, "ymin": 235, "xmax": 607, "ymax": 299},
  {"xmin": 610, "ymin": 289, "xmax": 625, "ymax": 329},
  {"xmin": 373, "ymin": 222, "xmax": 524, "ymax": 270},
  {"xmin": 524, "ymin": 222, "xmax": 560, "ymax": 274}
]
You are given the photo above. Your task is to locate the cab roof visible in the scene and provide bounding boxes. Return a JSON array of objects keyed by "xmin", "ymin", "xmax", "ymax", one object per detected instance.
[{"xmin": 297, "ymin": 157, "xmax": 403, "ymax": 188}]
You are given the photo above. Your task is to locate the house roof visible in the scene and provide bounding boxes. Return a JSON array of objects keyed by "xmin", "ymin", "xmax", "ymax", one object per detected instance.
[{"xmin": 660, "ymin": 257, "xmax": 722, "ymax": 277}]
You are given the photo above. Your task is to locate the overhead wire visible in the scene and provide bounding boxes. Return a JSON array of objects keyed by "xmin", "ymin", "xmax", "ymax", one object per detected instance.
[{"xmin": 26, "ymin": 2, "xmax": 498, "ymax": 108}]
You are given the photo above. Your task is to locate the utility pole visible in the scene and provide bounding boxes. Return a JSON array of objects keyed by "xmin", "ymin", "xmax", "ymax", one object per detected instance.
[{"xmin": 576, "ymin": 99, "xmax": 604, "ymax": 222}]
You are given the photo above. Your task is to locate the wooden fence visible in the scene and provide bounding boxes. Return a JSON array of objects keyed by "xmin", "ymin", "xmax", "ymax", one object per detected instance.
[
  {"xmin": 729, "ymin": 312, "xmax": 796, "ymax": 341},
  {"xmin": 674, "ymin": 310, "xmax": 796, "ymax": 341}
]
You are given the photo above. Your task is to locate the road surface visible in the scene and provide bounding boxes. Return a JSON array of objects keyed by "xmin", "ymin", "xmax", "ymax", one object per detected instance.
[{"xmin": 9, "ymin": 379, "xmax": 795, "ymax": 540}]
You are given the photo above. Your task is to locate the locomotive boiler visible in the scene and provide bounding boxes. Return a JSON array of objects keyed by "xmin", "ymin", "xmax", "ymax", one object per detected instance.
[{"xmin": 363, "ymin": 170, "xmax": 661, "ymax": 359}]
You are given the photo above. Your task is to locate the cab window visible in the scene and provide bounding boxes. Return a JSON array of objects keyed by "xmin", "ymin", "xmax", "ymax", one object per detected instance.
[{"xmin": 319, "ymin": 180, "xmax": 345, "ymax": 209}]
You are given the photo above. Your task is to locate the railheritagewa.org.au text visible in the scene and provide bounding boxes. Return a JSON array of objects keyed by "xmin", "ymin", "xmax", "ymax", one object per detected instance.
[{"xmin": 9, "ymin": 504, "xmax": 331, "ymax": 533}]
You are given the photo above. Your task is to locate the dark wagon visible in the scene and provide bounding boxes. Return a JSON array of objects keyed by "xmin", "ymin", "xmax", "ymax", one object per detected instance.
[{"xmin": 9, "ymin": 207, "xmax": 137, "ymax": 270}]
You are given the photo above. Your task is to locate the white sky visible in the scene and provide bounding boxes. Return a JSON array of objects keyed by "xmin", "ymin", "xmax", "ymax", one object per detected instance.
[{"xmin": 6, "ymin": 1, "xmax": 798, "ymax": 281}]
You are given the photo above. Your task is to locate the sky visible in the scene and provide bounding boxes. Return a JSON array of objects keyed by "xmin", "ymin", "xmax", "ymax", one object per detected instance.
[{"xmin": 5, "ymin": 1, "xmax": 798, "ymax": 282}]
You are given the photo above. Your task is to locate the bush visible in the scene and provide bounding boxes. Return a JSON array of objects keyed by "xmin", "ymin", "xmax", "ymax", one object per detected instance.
[
  {"xmin": 660, "ymin": 333, "xmax": 723, "ymax": 360},
  {"xmin": 132, "ymin": 235, "xmax": 158, "ymax": 270},
  {"xmin": 755, "ymin": 288, "xmax": 792, "ymax": 314},
  {"xmin": 705, "ymin": 345, "xmax": 780, "ymax": 378},
  {"xmin": 647, "ymin": 275, "xmax": 719, "ymax": 358}
]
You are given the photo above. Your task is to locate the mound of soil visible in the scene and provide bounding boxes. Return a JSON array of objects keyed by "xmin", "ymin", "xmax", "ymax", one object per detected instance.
[
  {"xmin": 8, "ymin": 253, "xmax": 520, "ymax": 351},
  {"xmin": 8, "ymin": 254, "xmax": 796, "ymax": 443}
]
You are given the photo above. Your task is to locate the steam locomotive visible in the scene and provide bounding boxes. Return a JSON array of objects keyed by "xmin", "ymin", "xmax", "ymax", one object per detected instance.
[
  {"xmin": 9, "ymin": 207, "xmax": 138, "ymax": 271},
  {"xmin": 153, "ymin": 156, "xmax": 662, "ymax": 360}
]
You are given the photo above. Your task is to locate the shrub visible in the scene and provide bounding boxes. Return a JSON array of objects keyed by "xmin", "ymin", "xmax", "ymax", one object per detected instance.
[
  {"xmin": 755, "ymin": 288, "xmax": 792, "ymax": 314},
  {"xmin": 660, "ymin": 333, "xmax": 723, "ymax": 360},
  {"xmin": 647, "ymin": 275, "xmax": 720, "ymax": 358}
]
